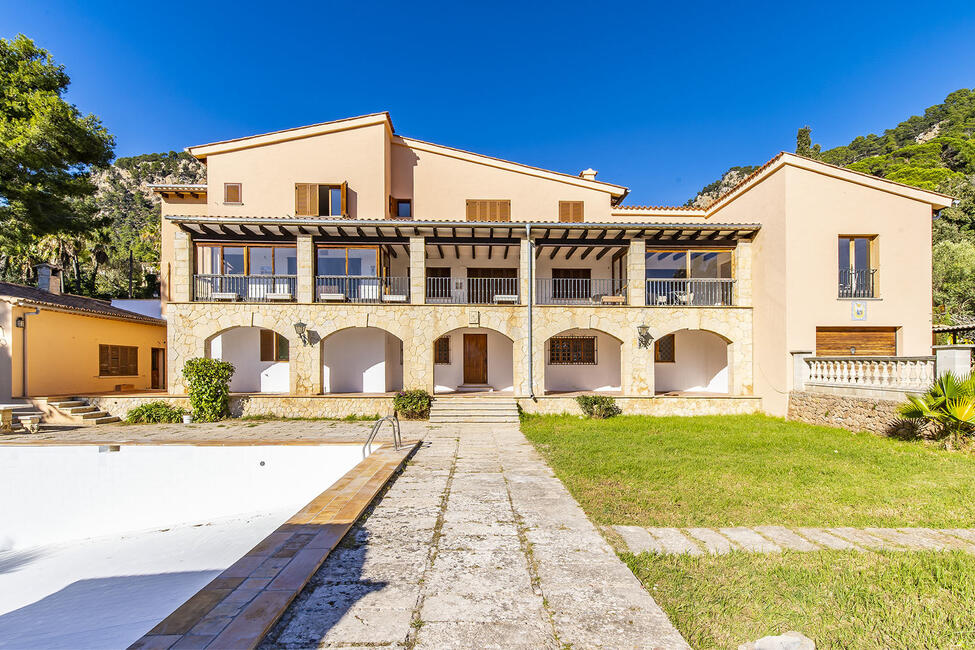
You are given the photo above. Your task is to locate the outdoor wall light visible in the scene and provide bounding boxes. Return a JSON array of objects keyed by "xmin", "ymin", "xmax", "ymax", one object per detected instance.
[
  {"xmin": 15, "ymin": 317, "xmax": 25, "ymax": 328},
  {"xmin": 637, "ymin": 325, "xmax": 654, "ymax": 349},
  {"xmin": 294, "ymin": 321, "xmax": 308, "ymax": 346}
]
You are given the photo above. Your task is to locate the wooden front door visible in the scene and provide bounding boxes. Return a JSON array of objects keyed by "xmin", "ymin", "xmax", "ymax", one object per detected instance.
[
  {"xmin": 150, "ymin": 348, "xmax": 166, "ymax": 389},
  {"xmin": 463, "ymin": 334, "xmax": 488, "ymax": 384},
  {"xmin": 815, "ymin": 327, "xmax": 897, "ymax": 356}
]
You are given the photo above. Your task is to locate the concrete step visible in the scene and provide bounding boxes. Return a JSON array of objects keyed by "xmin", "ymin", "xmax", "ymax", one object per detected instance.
[
  {"xmin": 64, "ymin": 405, "xmax": 97, "ymax": 414},
  {"xmin": 48, "ymin": 400, "xmax": 85, "ymax": 409},
  {"xmin": 80, "ymin": 410, "xmax": 112, "ymax": 420},
  {"xmin": 430, "ymin": 416, "xmax": 520, "ymax": 423},
  {"xmin": 90, "ymin": 415, "xmax": 120, "ymax": 424},
  {"xmin": 430, "ymin": 404, "xmax": 519, "ymax": 412}
]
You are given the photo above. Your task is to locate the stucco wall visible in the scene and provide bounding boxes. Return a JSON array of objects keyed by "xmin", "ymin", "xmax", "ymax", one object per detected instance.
[
  {"xmin": 322, "ymin": 327, "xmax": 401, "ymax": 393},
  {"xmin": 210, "ymin": 327, "xmax": 288, "ymax": 393},
  {"xmin": 654, "ymin": 329, "xmax": 729, "ymax": 393},
  {"xmin": 543, "ymin": 328, "xmax": 621, "ymax": 392},
  {"xmin": 433, "ymin": 328, "xmax": 514, "ymax": 392}
]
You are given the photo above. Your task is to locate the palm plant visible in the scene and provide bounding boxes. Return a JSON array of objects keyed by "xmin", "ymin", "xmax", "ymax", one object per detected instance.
[{"xmin": 899, "ymin": 372, "xmax": 975, "ymax": 447}]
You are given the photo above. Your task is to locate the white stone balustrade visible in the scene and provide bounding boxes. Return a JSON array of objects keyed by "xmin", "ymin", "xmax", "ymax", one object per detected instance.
[{"xmin": 805, "ymin": 356, "xmax": 935, "ymax": 391}]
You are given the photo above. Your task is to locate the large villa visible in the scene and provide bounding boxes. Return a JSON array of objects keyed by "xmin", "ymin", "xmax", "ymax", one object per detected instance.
[{"xmin": 149, "ymin": 112, "xmax": 951, "ymax": 417}]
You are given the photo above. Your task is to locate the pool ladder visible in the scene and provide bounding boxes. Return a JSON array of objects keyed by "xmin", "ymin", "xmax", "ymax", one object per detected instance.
[{"xmin": 363, "ymin": 412, "xmax": 402, "ymax": 457}]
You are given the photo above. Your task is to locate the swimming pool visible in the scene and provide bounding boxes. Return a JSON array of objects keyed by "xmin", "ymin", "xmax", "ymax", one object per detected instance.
[{"xmin": 0, "ymin": 444, "xmax": 366, "ymax": 648}]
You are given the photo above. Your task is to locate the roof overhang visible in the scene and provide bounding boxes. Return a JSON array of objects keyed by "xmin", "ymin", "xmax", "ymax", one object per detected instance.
[{"xmin": 149, "ymin": 184, "xmax": 208, "ymax": 199}]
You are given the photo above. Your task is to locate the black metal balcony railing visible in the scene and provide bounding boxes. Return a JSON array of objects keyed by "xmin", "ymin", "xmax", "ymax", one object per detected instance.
[
  {"xmin": 535, "ymin": 278, "xmax": 627, "ymax": 305},
  {"xmin": 839, "ymin": 268, "xmax": 877, "ymax": 298},
  {"xmin": 194, "ymin": 274, "xmax": 297, "ymax": 302},
  {"xmin": 645, "ymin": 278, "xmax": 736, "ymax": 306},
  {"xmin": 426, "ymin": 277, "xmax": 520, "ymax": 304},
  {"xmin": 315, "ymin": 276, "xmax": 410, "ymax": 303}
]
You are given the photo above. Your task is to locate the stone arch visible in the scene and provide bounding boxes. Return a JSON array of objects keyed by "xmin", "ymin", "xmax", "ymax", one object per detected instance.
[
  {"xmin": 320, "ymin": 326, "xmax": 404, "ymax": 394},
  {"xmin": 431, "ymin": 325, "xmax": 515, "ymax": 394},
  {"xmin": 542, "ymin": 327, "xmax": 623, "ymax": 394},
  {"xmin": 653, "ymin": 327, "xmax": 732, "ymax": 394},
  {"xmin": 206, "ymin": 325, "xmax": 292, "ymax": 394}
]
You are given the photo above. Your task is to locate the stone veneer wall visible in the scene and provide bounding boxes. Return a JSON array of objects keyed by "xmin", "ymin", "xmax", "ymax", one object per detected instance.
[
  {"xmin": 165, "ymin": 302, "xmax": 754, "ymax": 398},
  {"xmin": 519, "ymin": 396, "xmax": 760, "ymax": 416},
  {"xmin": 88, "ymin": 395, "xmax": 395, "ymax": 419},
  {"xmin": 787, "ymin": 390, "xmax": 909, "ymax": 435}
]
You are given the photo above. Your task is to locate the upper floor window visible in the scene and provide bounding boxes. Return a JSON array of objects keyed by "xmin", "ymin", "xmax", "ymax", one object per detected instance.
[
  {"xmin": 392, "ymin": 198, "xmax": 412, "ymax": 219},
  {"xmin": 296, "ymin": 182, "xmax": 347, "ymax": 217},
  {"xmin": 317, "ymin": 246, "xmax": 380, "ymax": 277},
  {"xmin": 838, "ymin": 235, "xmax": 877, "ymax": 298},
  {"xmin": 224, "ymin": 183, "xmax": 242, "ymax": 204},
  {"xmin": 645, "ymin": 250, "xmax": 733, "ymax": 279},
  {"xmin": 196, "ymin": 244, "xmax": 297, "ymax": 276},
  {"xmin": 466, "ymin": 199, "xmax": 510, "ymax": 222},
  {"xmin": 558, "ymin": 201, "xmax": 584, "ymax": 223}
]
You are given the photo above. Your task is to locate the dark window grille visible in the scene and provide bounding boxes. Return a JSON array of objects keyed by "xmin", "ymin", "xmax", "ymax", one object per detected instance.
[{"xmin": 549, "ymin": 336, "xmax": 597, "ymax": 365}]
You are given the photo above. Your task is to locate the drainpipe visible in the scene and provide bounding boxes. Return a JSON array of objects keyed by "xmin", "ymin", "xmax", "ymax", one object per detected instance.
[
  {"xmin": 526, "ymin": 224, "xmax": 535, "ymax": 400},
  {"xmin": 19, "ymin": 306, "xmax": 40, "ymax": 398}
]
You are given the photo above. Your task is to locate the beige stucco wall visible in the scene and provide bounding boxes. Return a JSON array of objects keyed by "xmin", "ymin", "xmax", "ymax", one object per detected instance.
[{"xmin": 7, "ymin": 307, "xmax": 166, "ymax": 397}]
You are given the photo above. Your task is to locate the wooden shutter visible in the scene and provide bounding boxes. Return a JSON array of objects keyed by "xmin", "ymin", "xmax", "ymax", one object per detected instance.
[
  {"xmin": 815, "ymin": 327, "xmax": 896, "ymax": 356},
  {"xmin": 340, "ymin": 181, "xmax": 348, "ymax": 217},
  {"xmin": 99, "ymin": 345, "xmax": 110, "ymax": 376},
  {"xmin": 295, "ymin": 184, "xmax": 319, "ymax": 216},
  {"xmin": 466, "ymin": 200, "xmax": 510, "ymax": 222},
  {"xmin": 224, "ymin": 183, "xmax": 241, "ymax": 203},
  {"xmin": 260, "ymin": 329, "xmax": 275, "ymax": 362},
  {"xmin": 389, "ymin": 195, "xmax": 395, "ymax": 218},
  {"xmin": 124, "ymin": 347, "xmax": 138, "ymax": 375},
  {"xmin": 559, "ymin": 201, "xmax": 584, "ymax": 222}
]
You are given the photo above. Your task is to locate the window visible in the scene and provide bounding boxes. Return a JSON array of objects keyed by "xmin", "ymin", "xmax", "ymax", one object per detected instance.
[
  {"xmin": 295, "ymin": 183, "xmax": 347, "ymax": 217},
  {"xmin": 224, "ymin": 183, "xmax": 242, "ymax": 204},
  {"xmin": 434, "ymin": 337, "xmax": 450, "ymax": 364},
  {"xmin": 426, "ymin": 267, "xmax": 451, "ymax": 299},
  {"xmin": 549, "ymin": 336, "xmax": 596, "ymax": 365},
  {"xmin": 838, "ymin": 236, "xmax": 877, "ymax": 298},
  {"xmin": 99, "ymin": 345, "xmax": 138, "ymax": 376},
  {"xmin": 393, "ymin": 198, "xmax": 412, "ymax": 219},
  {"xmin": 196, "ymin": 244, "xmax": 297, "ymax": 276},
  {"xmin": 259, "ymin": 329, "xmax": 289, "ymax": 362},
  {"xmin": 316, "ymin": 246, "xmax": 379, "ymax": 276},
  {"xmin": 466, "ymin": 199, "xmax": 511, "ymax": 222},
  {"xmin": 654, "ymin": 334, "xmax": 676, "ymax": 363},
  {"xmin": 558, "ymin": 201, "xmax": 584, "ymax": 223},
  {"xmin": 645, "ymin": 251, "xmax": 733, "ymax": 279}
]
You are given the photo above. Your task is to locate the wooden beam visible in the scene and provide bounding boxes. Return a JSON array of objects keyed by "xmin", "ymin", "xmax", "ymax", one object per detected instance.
[
  {"xmin": 487, "ymin": 246, "xmax": 493, "ymax": 260},
  {"xmin": 565, "ymin": 247, "xmax": 577, "ymax": 260},
  {"xmin": 549, "ymin": 246, "xmax": 558, "ymax": 260},
  {"xmin": 436, "ymin": 244, "xmax": 443, "ymax": 258},
  {"xmin": 425, "ymin": 236, "xmax": 519, "ymax": 245},
  {"xmin": 454, "ymin": 245, "xmax": 460, "ymax": 258},
  {"xmin": 594, "ymin": 246, "xmax": 614, "ymax": 261},
  {"xmin": 580, "ymin": 246, "xmax": 595, "ymax": 260},
  {"xmin": 503, "ymin": 246, "xmax": 510, "ymax": 260}
]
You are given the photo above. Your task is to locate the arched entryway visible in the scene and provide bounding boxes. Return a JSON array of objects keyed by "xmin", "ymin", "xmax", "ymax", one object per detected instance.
[
  {"xmin": 207, "ymin": 326, "xmax": 290, "ymax": 393},
  {"xmin": 433, "ymin": 327, "xmax": 513, "ymax": 394},
  {"xmin": 654, "ymin": 329, "xmax": 731, "ymax": 394},
  {"xmin": 321, "ymin": 327, "xmax": 403, "ymax": 393},
  {"xmin": 543, "ymin": 328, "xmax": 622, "ymax": 393}
]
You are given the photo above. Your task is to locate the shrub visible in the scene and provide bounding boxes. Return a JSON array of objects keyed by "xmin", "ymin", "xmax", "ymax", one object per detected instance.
[
  {"xmin": 899, "ymin": 371, "xmax": 975, "ymax": 448},
  {"xmin": 182, "ymin": 358, "xmax": 235, "ymax": 422},
  {"xmin": 125, "ymin": 401, "xmax": 186, "ymax": 424},
  {"xmin": 576, "ymin": 394, "xmax": 622, "ymax": 419},
  {"xmin": 393, "ymin": 389, "xmax": 431, "ymax": 419}
]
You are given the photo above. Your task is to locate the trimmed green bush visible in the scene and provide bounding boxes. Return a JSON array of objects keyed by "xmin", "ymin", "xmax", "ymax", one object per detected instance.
[
  {"xmin": 393, "ymin": 389, "xmax": 431, "ymax": 420},
  {"xmin": 576, "ymin": 394, "xmax": 621, "ymax": 419},
  {"xmin": 182, "ymin": 358, "xmax": 235, "ymax": 422},
  {"xmin": 125, "ymin": 401, "xmax": 186, "ymax": 424}
]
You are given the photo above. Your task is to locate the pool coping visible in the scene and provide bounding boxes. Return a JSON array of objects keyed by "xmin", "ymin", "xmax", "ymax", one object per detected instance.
[{"xmin": 129, "ymin": 439, "xmax": 420, "ymax": 650}]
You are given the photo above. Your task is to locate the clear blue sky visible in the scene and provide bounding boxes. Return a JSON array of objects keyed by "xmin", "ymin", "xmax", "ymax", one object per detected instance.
[{"xmin": 5, "ymin": 0, "xmax": 975, "ymax": 206}]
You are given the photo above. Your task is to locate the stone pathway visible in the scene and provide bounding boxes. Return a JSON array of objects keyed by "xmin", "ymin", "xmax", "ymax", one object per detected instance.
[
  {"xmin": 612, "ymin": 525, "xmax": 975, "ymax": 555},
  {"xmin": 263, "ymin": 424, "xmax": 688, "ymax": 649}
]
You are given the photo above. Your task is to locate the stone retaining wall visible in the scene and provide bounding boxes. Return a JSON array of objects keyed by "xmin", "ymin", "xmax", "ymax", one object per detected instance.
[
  {"xmin": 88, "ymin": 395, "xmax": 395, "ymax": 420},
  {"xmin": 787, "ymin": 390, "xmax": 911, "ymax": 435},
  {"xmin": 519, "ymin": 395, "xmax": 761, "ymax": 416}
]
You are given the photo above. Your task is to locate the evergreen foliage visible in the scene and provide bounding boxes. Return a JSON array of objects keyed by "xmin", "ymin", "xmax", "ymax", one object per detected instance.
[
  {"xmin": 393, "ymin": 389, "xmax": 431, "ymax": 419},
  {"xmin": 182, "ymin": 358, "xmax": 235, "ymax": 422}
]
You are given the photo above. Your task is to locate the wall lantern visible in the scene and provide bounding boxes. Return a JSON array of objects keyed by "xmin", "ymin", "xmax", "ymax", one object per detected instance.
[
  {"xmin": 294, "ymin": 321, "xmax": 308, "ymax": 346},
  {"xmin": 15, "ymin": 317, "xmax": 25, "ymax": 328},
  {"xmin": 637, "ymin": 324, "xmax": 654, "ymax": 349}
]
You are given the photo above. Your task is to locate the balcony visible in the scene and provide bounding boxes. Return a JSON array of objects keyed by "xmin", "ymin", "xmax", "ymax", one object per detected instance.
[
  {"xmin": 535, "ymin": 278, "xmax": 626, "ymax": 305},
  {"xmin": 194, "ymin": 274, "xmax": 297, "ymax": 302},
  {"xmin": 645, "ymin": 278, "xmax": 736, "ymax": 306},
  {"xmin": 839, "ymin": 268, "xmax": 877, "ymax": 298},
  {"xmin": 426, "ymin": 276, "xmax": 520, "ymax": 305},
  {"xmin": 316, "ymin": 276, "xmax": 410, "ymax": 304}
]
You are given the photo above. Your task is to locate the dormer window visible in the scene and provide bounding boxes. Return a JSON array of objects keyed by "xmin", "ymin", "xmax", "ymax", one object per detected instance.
[
  {"xmin": 295, "ymin": 182, "xmax": 348, "ymax": 217},
  {"xmin": 224, "ymin": 183, "xmax": 242, "ymax": 204}
]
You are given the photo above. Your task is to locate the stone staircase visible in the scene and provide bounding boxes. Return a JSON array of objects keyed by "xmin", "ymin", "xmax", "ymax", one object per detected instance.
[
  {"xmin": 1, "ymin": 403, "xmax": 44, "ymax": 431},
  {"xmin": 428, "ymin": 397, "xmax": 520, "ymax": 424},
  {"xmin": 31, "ymin": 397, "xmax": 120, "ymax": 425}
]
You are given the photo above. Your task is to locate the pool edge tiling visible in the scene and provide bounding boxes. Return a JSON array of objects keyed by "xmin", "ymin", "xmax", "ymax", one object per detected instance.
[{"xmin": 129, "ymin": 441, "xmax": 419, "ymax": 650}]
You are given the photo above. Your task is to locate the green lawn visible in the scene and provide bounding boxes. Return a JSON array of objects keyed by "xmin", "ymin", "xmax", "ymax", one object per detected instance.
[
  {"xmin": 521, "ymin": 413, "xmax": 975, "ymax": 527},
  {"xmin": 521, "ymin": 414, "xmax": 975, "ymax": 648}
]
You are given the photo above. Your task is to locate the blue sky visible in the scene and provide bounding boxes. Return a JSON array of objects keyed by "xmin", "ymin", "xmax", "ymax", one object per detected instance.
[{"xmin": 5, "ymin": 0, "xmax": 975, "ymax": 206}]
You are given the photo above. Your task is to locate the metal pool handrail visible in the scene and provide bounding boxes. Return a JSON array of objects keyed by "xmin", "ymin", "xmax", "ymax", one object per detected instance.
[{"xmin": 363, "ymin": 412, "xmax": 401, "ymax": 457}]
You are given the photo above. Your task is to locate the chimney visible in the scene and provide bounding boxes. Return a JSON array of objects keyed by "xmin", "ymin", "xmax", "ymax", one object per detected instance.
[
  {"xmin": 579, "ymin": 168, "xmax": 598, "ymax": 181},
  {"xmin": 35, "ymin": 263, "xmax": 62, "ymax": 295}
]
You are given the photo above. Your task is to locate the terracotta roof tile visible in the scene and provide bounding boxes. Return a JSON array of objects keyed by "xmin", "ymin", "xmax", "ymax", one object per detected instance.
[{"xmin": 0, "ymin": 282, "xmax": 165, "ymax": 325}]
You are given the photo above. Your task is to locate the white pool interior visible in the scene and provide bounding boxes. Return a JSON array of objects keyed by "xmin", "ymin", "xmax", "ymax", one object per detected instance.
[{"xmin": 0, "ymin": 444, "xmax": 366, "ymax": 649}]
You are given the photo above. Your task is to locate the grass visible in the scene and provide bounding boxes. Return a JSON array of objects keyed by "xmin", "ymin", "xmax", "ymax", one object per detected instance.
[
  {"xmin": 521, "ymin": 414, "xmax": 975, "ymax": 647},
  {"xmin": 625, "ymin": 549, "xmax": 975, "ymax": 649},
  {"xmin": 521, "ymin": 413, "xmax": 975, "ymax": 528}
]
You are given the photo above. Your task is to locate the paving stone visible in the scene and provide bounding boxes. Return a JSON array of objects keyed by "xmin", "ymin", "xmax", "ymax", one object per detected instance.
[
  {"xmin": 828, "ymin": 527, "xmax": 898, "ymax": 550},
  {"xmin": 646, "ymin": 527, "xmax": 704, "ymax": 555},
  {"xmin": 686, "ymin": 527, "xmax": 736, "ymax": 554},
  {"xmin": 901, "ymin": 527, "xmax": 975, "ymax": 552},
  {"xmin": 613, "ymin": 525, "xmax": 664, "ymax": 554},
  {"xmin": 751, "ymin": 526, "xmax": 819, "ymax": 551},
  {"xmin": 718, "ymin": 527, "xmax": 781, "ymax": 553},
  {"xmin": 864, "ymin": 527, "xmax": 945, "ymax": 550},
  {"xmin": 941, "ymin": 528, "xmax": 975, "ymax": 545},
  {"xmin": 795, "ymin": 527, "xmax": 858, "ymax": 550}
]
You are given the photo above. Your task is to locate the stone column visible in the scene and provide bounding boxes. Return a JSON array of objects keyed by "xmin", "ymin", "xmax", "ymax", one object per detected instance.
[
  {"xmin": 734, "ymin": 239, "xmax": 753, "ymax": 306},
  {"xmin": 791, "ymin": 350, "xmax": 813, "ymax": 392},
  {"xmin": 403, "ymin": 331, "xmax": 434, "ymax": 393},
  {"xmin": 627, "ymin": 238, "xmax": 646, "ymax": 306},
  {"xmin": 172, "ymin": 229, "xmax": 193, "ymax": 302},
  {"xmin": 291, "ymin": 332, "xmax": 321, "ymax": 395},
  {"xmin": 934, "ymin": 345, "xmax": 974, "ymax": 378},
  {"xmin": 623, "ymin": 335, "xmax": 654, "ymax": 396},
  {"xmin": 519, "ymin": 237, "xmax": 532, "ymax": 305},
  {"xmin": 409, "ymin": 236, "xmax": 425, "ymax": 305},
  {"xmin": 296, "ymin": 234, "xmax": 314, "ymax": 303}
]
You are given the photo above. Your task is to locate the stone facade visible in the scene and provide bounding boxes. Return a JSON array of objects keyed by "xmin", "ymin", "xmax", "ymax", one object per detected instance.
[
  {"xmin": 519, "ymin": 395, "xmax": 760, "ymax": 416},
  {"xmin": 787, "ymin": 390, "xmax": 912, "ymax": 435},
  {"xmin": 88, "ymin": 394, "xmax": 395, "ymax": 419}
]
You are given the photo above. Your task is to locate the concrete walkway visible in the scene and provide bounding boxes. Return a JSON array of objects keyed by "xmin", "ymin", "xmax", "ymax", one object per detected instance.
[
  {"xmin": 262, "ymin": 424, "xmax": 688, "ymax": 649},
  {"xmin": 612, "ymin": 525, "xmax": 975, "ymax": 555}
]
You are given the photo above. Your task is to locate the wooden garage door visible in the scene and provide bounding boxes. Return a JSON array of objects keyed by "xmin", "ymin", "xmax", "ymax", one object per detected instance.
[{"xmin": 815, "ymin": 327, "xmax": 896, "ymax": 356}]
